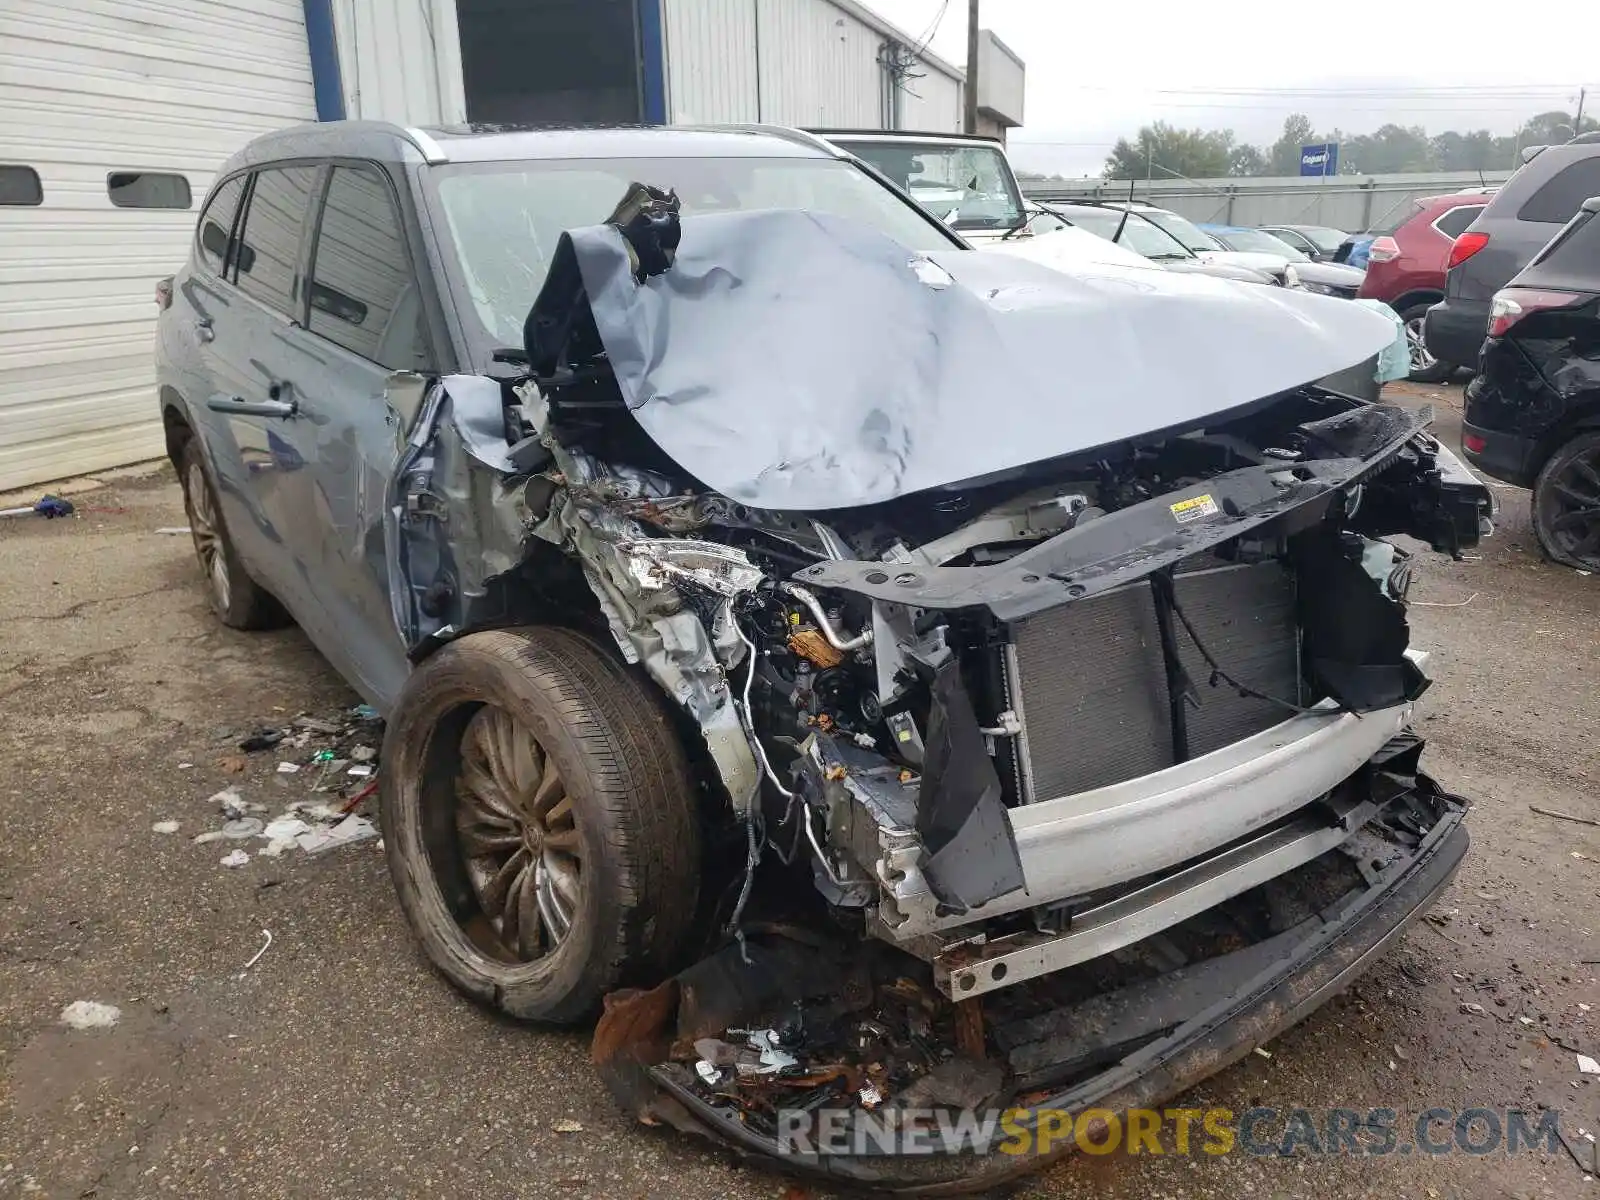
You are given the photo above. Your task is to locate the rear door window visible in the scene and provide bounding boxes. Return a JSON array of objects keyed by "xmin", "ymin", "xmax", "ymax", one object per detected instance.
[
  {"xmin": 306, "ymin": 165, "xmax": 430, "ymax": 371},
  {"xmin": 233, "ymin": 165, "xmax": 320, "ymax": 317},
  {"xmin": 1517, "ymin": 157, "xmax": 1600, "ymax": 224},
  {"xmin": 196, "ymin": 175, "xmax": 247, "ymax": 276},
  {"xmin": 1434, "ymin": 205, "xmax": 1484, "ymax": 238}
]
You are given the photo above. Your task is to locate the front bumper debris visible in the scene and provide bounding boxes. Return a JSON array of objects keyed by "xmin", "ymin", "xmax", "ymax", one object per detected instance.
[{"xmin": 592, "ymin": 749, "xmax": 1467, "ymax": 1193}]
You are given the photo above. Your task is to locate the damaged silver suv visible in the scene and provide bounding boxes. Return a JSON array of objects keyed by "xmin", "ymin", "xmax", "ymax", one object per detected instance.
[{"xmin": 157, "ymin": 122, "xmax": 1489, "ymax": 1190}]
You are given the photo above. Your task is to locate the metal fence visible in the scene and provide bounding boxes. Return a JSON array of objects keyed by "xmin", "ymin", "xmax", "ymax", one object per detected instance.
[{"xmin": 1019, "ymin": 170, "xmax": 1513, "ymax": 232}]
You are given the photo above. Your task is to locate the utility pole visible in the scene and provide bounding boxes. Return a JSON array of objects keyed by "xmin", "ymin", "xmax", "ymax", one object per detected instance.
[
  {"xmin": 1577, "ymin": 87, "xmax": 1588, "ymax": 134},
  {"xmin": 963, "ymin": 0, "xmax": 979, "ymax": 135}
]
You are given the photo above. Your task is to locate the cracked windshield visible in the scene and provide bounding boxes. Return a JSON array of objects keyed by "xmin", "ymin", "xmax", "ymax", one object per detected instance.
[{"xmin": 844, "ymin": 138, "xmax": 1024, "ymax": 231}]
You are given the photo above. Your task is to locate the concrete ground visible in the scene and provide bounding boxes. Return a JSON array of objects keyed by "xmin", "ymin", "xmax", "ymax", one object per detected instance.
[{"xmin": 1, "ymin": 382, "xmax": 1596, "ymax": 1200}]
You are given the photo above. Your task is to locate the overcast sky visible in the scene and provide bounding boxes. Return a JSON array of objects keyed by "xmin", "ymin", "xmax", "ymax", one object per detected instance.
[{"xmin": 866, "ymin": 0, "xmax": 1596, "ymax": 176}]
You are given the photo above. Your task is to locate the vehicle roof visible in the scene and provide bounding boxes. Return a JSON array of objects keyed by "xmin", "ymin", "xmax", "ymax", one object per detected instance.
[
  {"xmin": 810, "ymin": 129, "xmax": 1005, "ymax": 148},
  {"xmin": 1264, "ymin": 223, "xmax": 1346, "ymax": 233},
  {"xmin": 219, "ymin": 120, "xmax": 839, "ymax": 174},
  {"xmin": 1037, "ymin": 202, "xmax": 1129, "ymax": 216},
  {"xmin": 1416, "ymin": 191, "xmax": 1496, "ymax": 208}
]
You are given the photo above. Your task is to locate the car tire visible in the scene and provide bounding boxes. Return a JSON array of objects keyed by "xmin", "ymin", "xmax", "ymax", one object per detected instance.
[
  {"xmin": 178, "ymin": 438, "xmax": 287, "ymax": 630},
  {"xmin": 1532, "ymin": 430, "xmax": 1600, "ymax": 572},
  {"xmin": 381, "ymin": 626, "xmax": 701, "ymax": 1024},
  {"xmin": 1400, "ymin": 304, "xmax": 1457, "ymax": 384}
]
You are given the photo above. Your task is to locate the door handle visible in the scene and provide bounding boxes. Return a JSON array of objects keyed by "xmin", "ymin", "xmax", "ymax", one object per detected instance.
[
  {"xmin": 207, "ymin": 395, "xmax": 298, "ymax": 419},
  {"xmin": 194, "ymin": 317, "xmax": 214, "ymax": 343}
]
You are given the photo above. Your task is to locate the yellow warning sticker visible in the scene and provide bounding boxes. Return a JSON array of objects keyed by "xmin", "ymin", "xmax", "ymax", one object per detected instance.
[{"xmin": 1170, "ymin": 493, "xmax": 1219, "ymax": 524}]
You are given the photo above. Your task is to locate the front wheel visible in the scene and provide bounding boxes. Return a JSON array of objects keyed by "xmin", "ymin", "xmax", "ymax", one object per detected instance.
[
  {"xmin": 1532, "ymin": 431, "xmax": 1600, "ymax": 572},
  {"xmin": 380, "ymin": 626, "xmax": 702, "ymax": 1023},
  {"xmin": 1400, "ymin": 304, "xmax": 1457, "ymax": 384}
]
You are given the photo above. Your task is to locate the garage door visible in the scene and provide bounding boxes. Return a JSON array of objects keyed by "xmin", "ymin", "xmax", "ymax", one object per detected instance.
[{"xmin": 0, "ymin": 0, "xmax": 317, "ymax": 491}]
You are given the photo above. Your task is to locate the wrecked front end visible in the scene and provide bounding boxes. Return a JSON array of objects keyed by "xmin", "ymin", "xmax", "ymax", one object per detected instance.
[{"xmin": 407, "ymin": 192, "xmax": 1488, "ymax": 1189}]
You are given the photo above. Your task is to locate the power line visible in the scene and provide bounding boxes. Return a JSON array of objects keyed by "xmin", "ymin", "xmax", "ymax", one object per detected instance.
[
  {"xmin": 1118, "ymin": 101, "xmax": 1578, "ymax": 113},
  {"xmin": 909, "ymin": 0, "xmax": 951, "ymax": 58},
  {"xmin": 1050, "ymin": 83, "xmax": 1583, "ymax": 99}
]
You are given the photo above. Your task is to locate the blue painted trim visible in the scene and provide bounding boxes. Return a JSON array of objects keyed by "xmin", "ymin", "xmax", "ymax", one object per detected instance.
[
  {"xmin": 301, "ymin": 0, "xmax": 347, "ymax": 122},
  {"xmin": 637, "ymin": 0, "xmax": 667, "ymax": 124}
]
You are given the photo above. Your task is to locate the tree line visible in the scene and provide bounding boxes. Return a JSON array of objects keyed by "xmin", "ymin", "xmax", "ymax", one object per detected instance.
[{"xmin": 1018, "ymin": 111, "xmax": 1598, "ymax": 183}]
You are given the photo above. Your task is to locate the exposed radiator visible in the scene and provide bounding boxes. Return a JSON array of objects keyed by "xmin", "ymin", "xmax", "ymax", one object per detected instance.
[{"xmin": 1006, "ymin": 559, "xmax": 1301, "ymax": 802}]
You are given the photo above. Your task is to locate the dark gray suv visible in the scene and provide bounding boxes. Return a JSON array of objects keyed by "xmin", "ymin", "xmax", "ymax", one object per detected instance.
[
  {"xmin": 1426, "ymin": 135, "xmax": 1600, "ymax": 367},
  {"xmin": 156, "ymin": 120, "xmax": 1484, "ymax": 1189}
]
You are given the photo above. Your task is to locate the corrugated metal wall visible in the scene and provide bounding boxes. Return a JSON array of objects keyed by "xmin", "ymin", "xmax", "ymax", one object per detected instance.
[
  {"xmin": 662, "ymin": 0, "xmax": 962, "ymax": 131},
  {"xmin": 0, "ymin": 0, "xmax": 316, "ymax": 491},
  {"xmin": 332, "ymin": 0, "xmax": 466, "ymax": 125},
  {"xmin": 898, "ymin": 63, "xmax": 962, "ymax": 133},
  {"xmin": 662, "ymin": 0, "xmax": 758, "ymax": 123},
  {"xmin": 752, "ymin": 0, "xmax": 880, "ymax": 127}
]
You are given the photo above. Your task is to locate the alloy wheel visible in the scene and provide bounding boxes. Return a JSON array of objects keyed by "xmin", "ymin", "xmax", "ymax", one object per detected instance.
[
  {"xmin": 454, "ymin": 705, "xmax": 582, "ymax": 962},
  {"xmin": 1541, "ymin": 447, "xmax": 1600, "ymax": 568},
  {"xmin": 1404, "ymin": 317, "xmax": 1436, "ymax": 374},
  {"xmin": 184, "ymin": 460, "xmax": 231, "ymax": 613}
]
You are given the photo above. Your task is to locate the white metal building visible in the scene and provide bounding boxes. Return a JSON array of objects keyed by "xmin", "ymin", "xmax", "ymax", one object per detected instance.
[{"xmin": 0, "ymin": 0, "xmax": 992, "ymax": 491}]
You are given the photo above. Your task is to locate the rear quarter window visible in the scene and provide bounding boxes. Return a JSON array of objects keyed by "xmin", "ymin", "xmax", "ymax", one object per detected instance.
[
  {"xmin": 1516, "ymin": 156, "xmax": 1600, "ymax": 224},
  {"xmin": 1434, "ymin": 205, "xmax": 1484, "ymax": 238},
  {"xmin": 196, "ymin": 175, "xmax": 248, "ymax": 276},
  {"xmin": 1530, "ymin": 207, "xmax": 1600, "ymax": 272}
]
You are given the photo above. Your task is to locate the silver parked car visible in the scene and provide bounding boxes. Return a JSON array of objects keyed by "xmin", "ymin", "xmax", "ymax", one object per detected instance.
[{"xmin": 157, "ymin": 121, "xmax": 1486, "ymax": 1190}]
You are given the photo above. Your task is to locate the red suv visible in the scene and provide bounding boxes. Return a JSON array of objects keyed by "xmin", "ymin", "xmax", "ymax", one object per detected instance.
[{"xmin": 1356, "ymin": 192, "xmax": 1491, "ymax": 381}]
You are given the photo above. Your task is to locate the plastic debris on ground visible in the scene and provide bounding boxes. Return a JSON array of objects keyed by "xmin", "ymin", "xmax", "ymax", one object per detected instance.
[
  {"xmin": 1579, "ymin": 1054, "xmax": 1600, "ymax": 1075},
  {"xmin": 153, "ymin": 526, "xmax": 191, "ymax": 535},
  {"xmin": 296, "ymin": 814, "xmax": 378, "ymax": 855},
  {"xmin": 0, "ymin": 495, "xmax": 74, "ymax": 519},
  {"xmin": 240, "ymin": 929, "xmax": 273, "ymax": 974},
  {"xmin": 181, "ymin": 705, "xmax": 385, "ymax": 864},
  {"xmin": 60, "ymin": 1001, "xmax": 120, "ymax": 1029},
  {"xmin": 219, "ymin": 849, "xmax": 251, "ymax": 868},
  {"xmin": 151, "ymin": 820, "xmax": 180, "ymax": 835},
  {"xmin": 237, "ymin": 729, "xmax": 285, "ymax": 753}
]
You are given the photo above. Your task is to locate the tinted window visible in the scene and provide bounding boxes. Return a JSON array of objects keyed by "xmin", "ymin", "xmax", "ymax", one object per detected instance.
[
  {"xmin": 0, "ymin": 165, "xmax": 42, "ymax": 206},
  {"xmin": 1531, "ymin": 208, "xmax": 1600, "ymax": 272},
  {"xmin": 108, "ymin": 172, "xmax": 191, "ymax": 209},
  {"xmin": 1517, "ymin": 157, "xmax": 1600, "ymax": 224},
  {"xmin": 307, "ymin": 166, "xmax": 429, "ymax": 371},
  {"xmin": 196, "ymin": 175, "xmax": 247, "ymax": 276},
  {"xmin": 235, "ymin": 165, "xmax": 319, "ymax": 316},
  {"xmin": 1434, "ymin": 205, "xmax": 1484, "ymax": 239}
]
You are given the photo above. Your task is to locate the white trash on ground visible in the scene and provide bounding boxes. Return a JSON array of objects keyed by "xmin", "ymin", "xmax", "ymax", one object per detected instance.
[{"xmin": 60, "ymin": 1001, "xmax": 121, "ymax": 1029}]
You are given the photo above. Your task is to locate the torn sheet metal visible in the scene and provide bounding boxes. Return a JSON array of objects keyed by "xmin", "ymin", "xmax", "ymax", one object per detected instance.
[
  {"xmin": 527, "ymin": 442, "xmax": 762, "ymax": 813},
  {"xmin": 541, "ymin": 208, "xmax": 1397, "ymax": 511},
  {"xmin": 386, "ymin": 377, "xmax": 528, "ymax": 650}
]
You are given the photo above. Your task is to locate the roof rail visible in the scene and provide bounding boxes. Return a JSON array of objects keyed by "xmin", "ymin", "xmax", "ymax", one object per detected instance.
[
  {"xmin": 402, "ymin": 126, "xmax": 449, "ymax": 164},
  {"xmin": 715, "ymin": 124, "xmax": 847, "ymax": 158}
]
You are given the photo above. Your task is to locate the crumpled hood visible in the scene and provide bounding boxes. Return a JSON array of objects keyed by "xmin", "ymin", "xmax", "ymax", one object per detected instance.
[{"xmin": 541, "ymin": 208, "xmax": 1396, "ymax": 511}]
